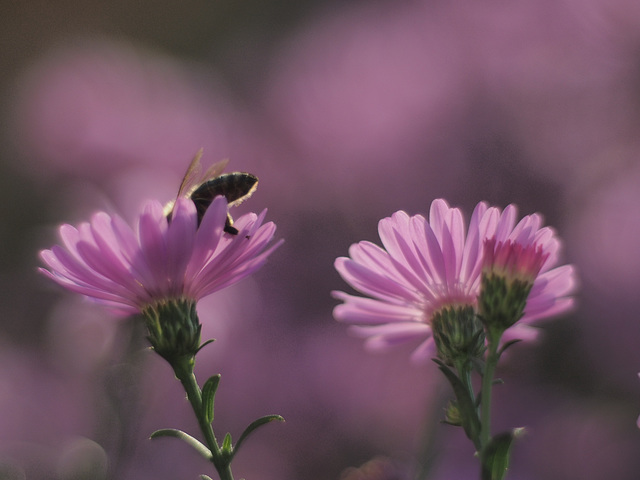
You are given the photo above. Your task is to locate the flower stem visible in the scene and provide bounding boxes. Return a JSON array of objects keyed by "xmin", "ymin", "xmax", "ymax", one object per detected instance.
[
  {"xmin": 479, "ymin": 330, "xmax": 501, "ymax": 450},
  {"xmin": 172, "ymin": 357, "xmax": 234, "ymax": 480}
]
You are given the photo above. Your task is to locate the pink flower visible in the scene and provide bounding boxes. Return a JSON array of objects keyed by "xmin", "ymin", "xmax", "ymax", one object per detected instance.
[
  {"xmin": 332, "ymin": 199, "xmax": 576, "ymax": 363},
  {"xmin": 40, "ymin": 196, "xmax": 282, "ymax": 315}
]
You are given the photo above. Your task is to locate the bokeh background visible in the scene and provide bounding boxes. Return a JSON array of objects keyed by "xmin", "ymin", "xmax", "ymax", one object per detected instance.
[{"xmin": 2, "ymin": 0, "xmax": 640, "ymax": 479}]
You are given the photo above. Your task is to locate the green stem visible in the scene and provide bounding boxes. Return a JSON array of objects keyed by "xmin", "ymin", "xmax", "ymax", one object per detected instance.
[
  {"xmin": 172, "ymin": 357, "xmax": 234, "ymax": 480},
  {"xmin": 479, "ymin": 331, "xmax": 501, "ymax": 449}
]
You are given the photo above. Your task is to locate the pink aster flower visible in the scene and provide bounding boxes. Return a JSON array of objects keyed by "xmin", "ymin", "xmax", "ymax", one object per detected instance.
[
  {"xmin": 332, "ymin": 199, "xmax": 576, "ymax": 363},
  {"xmin": 40, "ymin": 196, "xmax": 281, "ymax": 316}
]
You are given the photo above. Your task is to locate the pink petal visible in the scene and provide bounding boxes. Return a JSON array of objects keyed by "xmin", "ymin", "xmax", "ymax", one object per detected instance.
[{"xmin": 332, "ymin": 290, "xmax": 423, "ymax": 325}]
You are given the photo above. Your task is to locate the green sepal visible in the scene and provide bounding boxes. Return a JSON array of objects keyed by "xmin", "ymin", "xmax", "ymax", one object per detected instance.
[
  {"xmin": 196, "ymin": 338, "xmax": 216, "ymax": 355},
  {"xmin": 142, "ymin": 300, "xmax": 201, "ymax": 364},
  {"xmin": 150, "ymin": 428, "xmax": 212, "ymax": 460},
  {"xmin": 433, "ymin": 359, "xmax": 481, "ymax": 448},
  {"xmin": 498, "ymin": 339, "xmax": 522, "ymax": 358},
  {"xmin": 233, "ymin": 415, "xmax": 285, "ymax": 459},
  {"xmin": 202, "ymin": 375, "xmax": 221, "ymax": 424},
  {"xmin": 480, "ymin": 428, "xmax": 524, "ymax": 480}
]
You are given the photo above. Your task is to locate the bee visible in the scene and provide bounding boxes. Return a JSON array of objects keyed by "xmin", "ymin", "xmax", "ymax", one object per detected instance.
[{"xmin": 165, "ymin": 150, "xmax": 258, "ymax": 235}]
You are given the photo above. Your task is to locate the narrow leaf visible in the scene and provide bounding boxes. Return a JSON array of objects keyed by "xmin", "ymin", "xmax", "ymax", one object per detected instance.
[
  {"xmin": 480, "ymin": 428, "xmax": 524, "ymax": 480},
  {"xmin": 150, "ymin": 428, "xmax": 212, "ymax": 460},
  {"xmin": 200, "ymin": 476, "xmax": 214, "ymax": 480},
  {"xmin": 233, "ymin": 415, "xmax": 285, "ymax": 458},
  {"xmin": 202, "ymin": 375, "xmax": 221, "ymax": 423},
  {"xmin": 433, "ymin": 359, "xmax": 481, "ymax": 448},
  {"xmin": 498, "ymin": 339, "xmax": 521, "ymax": 358}
]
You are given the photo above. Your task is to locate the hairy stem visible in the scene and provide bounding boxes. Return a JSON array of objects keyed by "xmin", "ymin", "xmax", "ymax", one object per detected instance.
[{"xmin": 172, "ymin": 357, "xmax": 234, "ymax": 480}]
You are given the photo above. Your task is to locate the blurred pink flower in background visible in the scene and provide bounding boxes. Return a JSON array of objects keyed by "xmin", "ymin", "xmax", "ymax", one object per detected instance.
[
  {"xmin": 449, "ymin": 0, "xmax": 640, "ymax": 188},
  {"xmin": 333, "ymin": 199, "xmax": 576, "ymax": 362},
  {"xmin": 527, "ymin": 401, "xmax": 639, "ymax": 480},
  {"xmin": 565, "ymin": 161, "xmax": 640, "ymax": 385},
  {"xmin": 8, "ymin": 39, "xmax": 284, "ymax": 229},
  {"xmin": 11, "ymin": 40, "xmax": 242, "ymax": 181},
  {"xmin": 568, "ymin": 162, "xmax": 640, "ymax": 300},
  {"xmin": 499, "ymin": 385, "xmax": 640, "ymax": 480},
  {"xmin": 0, "ymin": 342, "xmax": 105, "ymax": 479},
  {"xmin": 261, "ymin": 2, "xmax": 473, "ymax": 212}
]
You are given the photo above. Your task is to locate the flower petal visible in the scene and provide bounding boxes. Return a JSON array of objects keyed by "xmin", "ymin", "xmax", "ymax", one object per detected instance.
[
  {"xmin": 40, "ymin": 195, "xmax": 280, "ymax": 313},
  {"xmin": 332, "ymin": 291, "xmax": 423, "ymax": 325}
]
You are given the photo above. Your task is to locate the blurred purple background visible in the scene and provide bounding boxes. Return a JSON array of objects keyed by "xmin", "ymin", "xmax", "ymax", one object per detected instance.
[{"xmin": 2, "ymin": 1, "xmax": 640, "ymax": 479}]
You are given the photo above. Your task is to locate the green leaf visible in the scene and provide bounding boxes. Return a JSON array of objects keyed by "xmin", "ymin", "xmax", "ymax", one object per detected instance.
[
  {"xmin": 480, "ymin": 428, "xmax": 524, "ymax": 480},
  {"xmin": 200, "ymin": 476, "xmax": 214, "ymax": 480},
  {"xmin": 433, "ymin": 359, "xmax": 481, "ymax": 449},
  {"xmin": 202, "ymin": 375, "xmax": 221, "ymax": 423},
  {"xmin": 150, "ymin": 428, "xmax": 212, "ymax": 460},
  {"xmin": 231, "ymin": 414, "xmax": 285, "ymax": 460}
]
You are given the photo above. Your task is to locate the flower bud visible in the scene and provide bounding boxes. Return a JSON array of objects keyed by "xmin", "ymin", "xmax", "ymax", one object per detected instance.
[
  {"xmin": 443, "ymin": 399, "xmax": 463, "ymax": 426},
  {"xmin": 431, "ymin": 305, "xmax": 485, "ymax": 366},
  {"xmin": 479, "ymin": 239, "xmax": 548, "ymax": 331}
]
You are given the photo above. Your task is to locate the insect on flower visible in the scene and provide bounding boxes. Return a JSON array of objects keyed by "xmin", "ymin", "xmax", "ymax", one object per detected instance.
[{"xmin": 165, "ymin": 150, "xmax": 258, "ymax": 234}]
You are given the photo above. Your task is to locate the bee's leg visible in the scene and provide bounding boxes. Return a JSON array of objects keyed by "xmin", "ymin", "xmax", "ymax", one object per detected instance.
[{"xmin": 223, "ymin": 213, "xmax": 239, "ymax": 235}]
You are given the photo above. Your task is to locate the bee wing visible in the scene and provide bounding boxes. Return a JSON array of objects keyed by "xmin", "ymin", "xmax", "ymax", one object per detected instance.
[
  {"xmin": 176, "ymin": 149, "xmax": 205, "ymax": 198},
  {"xmin": 166, "ymin": 152, "xmax": 231, "ymax": 219},
  {"xmin": 201, "ymin": 158, "xmax": 229, "ymax": 184},
  {"xmin": 166, "ymin": 149, "xmax": 208, "ymax": 218}
]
